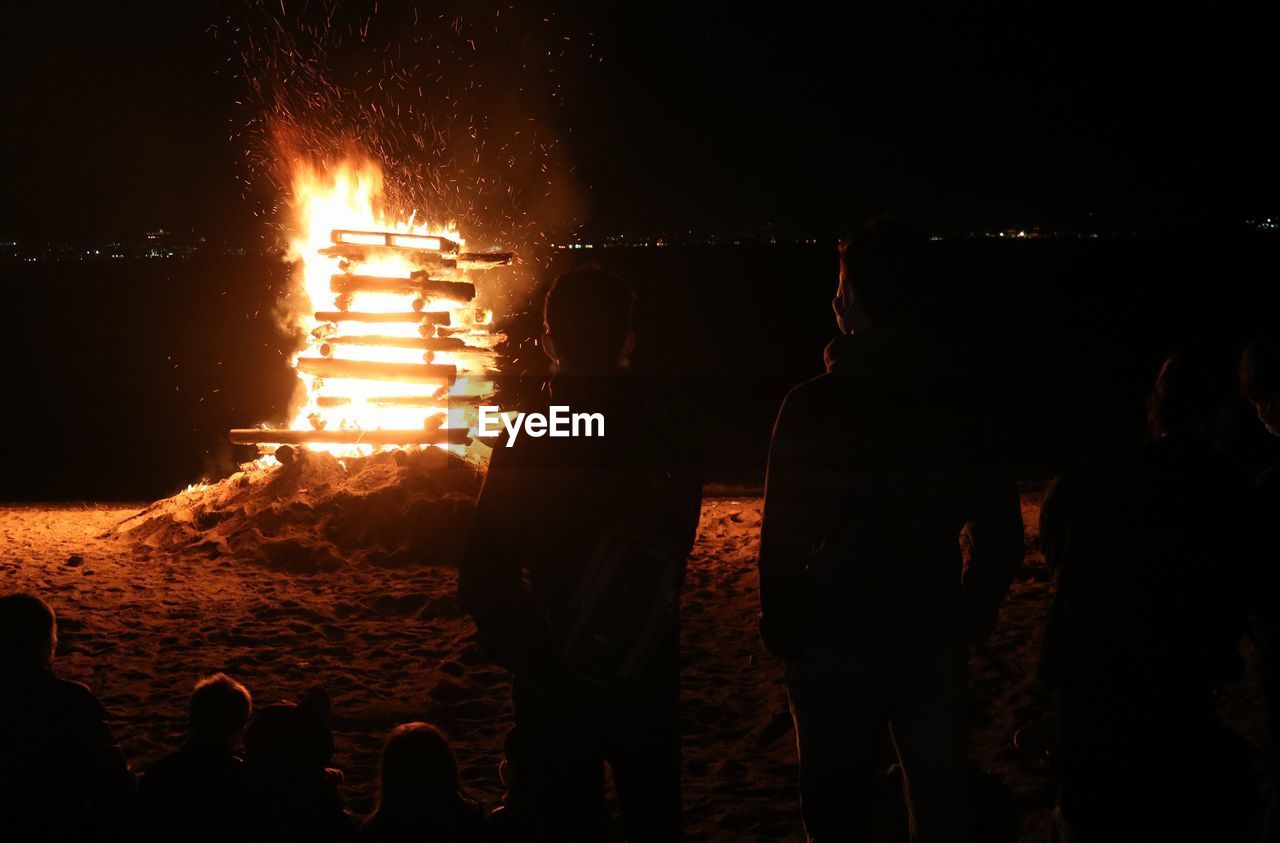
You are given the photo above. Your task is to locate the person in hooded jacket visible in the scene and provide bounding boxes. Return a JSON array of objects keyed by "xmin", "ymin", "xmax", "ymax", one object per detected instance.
[{"xmin": 758, "ymin": 222, "xmax": 1024, "ymax": 842}]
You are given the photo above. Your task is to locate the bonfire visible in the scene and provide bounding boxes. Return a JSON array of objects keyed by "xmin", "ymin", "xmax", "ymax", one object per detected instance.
[
  {"xmin": 113, "ymin": 159, "xmax": 513, "ymax": 570},
  {"xmin": 231, "ymin": 159, "xmax": 512, "ymax": 462}
]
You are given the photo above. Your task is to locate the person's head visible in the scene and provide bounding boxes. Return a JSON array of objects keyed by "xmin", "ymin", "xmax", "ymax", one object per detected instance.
[
  {"xmin": 375, "ymin": 722, "xmax": 473, "ymax": 815},
  {"xmin": 834, "ymin": 220, "xmax": 930, "ymax": 335},
  {"xmin": 1242, "ymin": 334, "xmax": 1280, "ymax": 437},
  {"xmin": 243, "ymin": 687, "xmax": 334, "ymax": 772},
  {"xmin": 542, "ymin": 266, "xmax": 636, "ymax": 373},
  {"xmin": 190, "ymin": 673, "xmax": 252, "ymax": 749},
  {"xmin": 0, "ymin": 593, "xmax": 56, "ymax": 672},
  {"xmin": 1147, "ymin": 351, "xmax": 1236, "ymax": 441}
]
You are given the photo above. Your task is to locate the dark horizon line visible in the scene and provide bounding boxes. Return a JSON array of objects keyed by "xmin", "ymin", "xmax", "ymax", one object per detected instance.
[{"xmin": 4, "ymin": 216, "xmax": 1277, "ymax": 250}]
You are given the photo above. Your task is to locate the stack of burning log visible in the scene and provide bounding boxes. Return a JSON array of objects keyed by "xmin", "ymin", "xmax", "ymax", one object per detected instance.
[{"xmin": 230, "ymin": 228, "xmax": 511, "ymax": 456}]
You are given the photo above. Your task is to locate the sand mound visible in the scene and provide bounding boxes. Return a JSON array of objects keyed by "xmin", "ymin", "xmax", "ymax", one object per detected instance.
[{"xmin": 108, "ymin": 448, "xmax": 483, "ymax": 572}]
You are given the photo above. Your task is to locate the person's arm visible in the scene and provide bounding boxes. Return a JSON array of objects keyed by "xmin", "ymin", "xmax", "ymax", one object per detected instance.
[
  {"xmin": 1035, "ymin": 471, "xmax": 1074, "ymax": 685},
  {"xmin": 659, "ymin": 421, "xmax": 704, "ymax": 565},
  {"xmin": 757, "ymin": 389, "xmax": 819, "ymax": 660},
  {"xmin": 456, "ymin": 443, "xmax": 550, "ymax": 671},
  {"xmin": 960, "ymin": 456, "xmax": 1025, "ymax": 642},
  {"xmin": 1250, "ymin": 467, "xmax": 1280, "ymax": 627}
]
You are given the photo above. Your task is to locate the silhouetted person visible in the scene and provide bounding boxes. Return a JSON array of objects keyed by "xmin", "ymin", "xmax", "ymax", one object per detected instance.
[
  {"xmin": 486, "ymin": 727, "xmax": 535, "ymax": 841},
  {"xmin": 360, "ymin": 722, "xmax": 491, "ymax": 843},
  {"xmin": 0, "ymin": 592, "xmax": 134, "ymax": 841},
  {"xmin": 758, "ymin": 223, "xmax": 1024, "ymax": 842},
  {"xmin": 1243, "ymin": 333, "xmax": 1280, "ymax": 842},
  {"xmin": 241, "ymin": 687, "xmax": 356, "ymax": 842},
  {"xmin": 1244, "ymin": 334, "xmax": 1280, "ymax": 442},
  {"xmin": 138, "ymin": 673, "xmax": 252, "ymax": 841},
  {"xmin": 1040, "ymin": 352, "xmax": 1258, "ymax": 841},
  {"xmin": 458, "ymin": 267, "xmax": 702, "ymax": 842}
]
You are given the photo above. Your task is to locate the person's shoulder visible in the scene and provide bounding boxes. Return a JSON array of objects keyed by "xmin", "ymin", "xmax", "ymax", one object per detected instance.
[
  {"xmin": 1044, "ymin": 450, "xmax": 1132, "ymax": 511},
  {"xmin": 623, "ymin": 393, "xmax": 681, "ymax": 435},
  {"xmin": 358, "ymin": 814, "xmax": 388, "ymax": 843},
  {"xmin": 38, "ymin": 672, "xmax": 108, "ymax": 718},
  {"xmin": 777, "ymin": 371, "xmax": 844, "ymax": 421}
]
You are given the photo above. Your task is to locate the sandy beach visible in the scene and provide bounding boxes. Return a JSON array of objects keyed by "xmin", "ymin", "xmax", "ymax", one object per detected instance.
[{"xmin": 0, "ymin": 490, "xmax": 1269, "ymax": 841}]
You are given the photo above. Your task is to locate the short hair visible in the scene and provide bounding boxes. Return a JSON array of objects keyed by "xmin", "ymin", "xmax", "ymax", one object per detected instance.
[
  {"xmin": 1242, "ymin": 334, "xmax": 1280, "ymax": 403},
  {"xmin": 0, "ymin": 593, "xmax": 56, "ymax": 670},
  {"xmin": 190, "ymin": 673, "xmax": 252, "ymax": 738},
  {"xmin": 838, "ymin": 220, "xmax": 931, "ymax": 329},
  {"xmin": 543, "ymin": 267, "xmax": 636, "ymax": 370}
]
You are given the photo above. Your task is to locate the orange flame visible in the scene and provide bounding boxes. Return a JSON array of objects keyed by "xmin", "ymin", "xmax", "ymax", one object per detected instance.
[{"xmin": 269, "ymin": 157, "xmax": 500, "ymax": 460}]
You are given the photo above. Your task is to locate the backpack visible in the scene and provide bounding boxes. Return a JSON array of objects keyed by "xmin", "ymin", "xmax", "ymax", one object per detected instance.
[{"xmin": 555, "ymin": 425, "xmax": 687, "ymax": 691}]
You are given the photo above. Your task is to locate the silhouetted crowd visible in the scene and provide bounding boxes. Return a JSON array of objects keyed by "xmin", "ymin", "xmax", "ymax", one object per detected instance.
[{"xmin": 4, "ymin": 229, "xmax": 1280, "ymax": 842}]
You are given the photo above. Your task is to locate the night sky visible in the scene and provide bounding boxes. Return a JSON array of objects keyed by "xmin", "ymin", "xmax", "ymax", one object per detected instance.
[{"xmin": 3, "ymin": 2, "xmax": 1277, "ymax": 242}]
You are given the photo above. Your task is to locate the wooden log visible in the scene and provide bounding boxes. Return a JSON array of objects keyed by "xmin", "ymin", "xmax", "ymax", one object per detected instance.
[
  {"xmin": 318, "ymin": 335, "xmax": 477, "ymax": 352},
  {"xmin": 438, "ymin": 393, "xmax": 489, "ymax": 405},
  {"xmin": 318, "ymin": 240, "xmax": 511, "ymax": 272},
  {"xmin": 330, "ymin": 274, "xmax": 476, "ymax": 302},
  {"xmin": 457, "ymin": 251, "xmax": 514, "ymax": 268},
  {"xmin": 407, "ymin": 273, "xmax": 478, "ymax": 302},
  {"xmin": 316, "ymin": 395, "xmax": 441, "ymax": 408},
  {"xmin": 296, "ymin": 357, "xmax": 456, "ymax": 383},
  {"xmin": 315, "ymin": 393, "xmax": 487, "ymax": 408},
  {"xmin": 433, "ymin": 326, "xmax": 503, "ymax": 347},
  {"xmin": 318, "ymin": 243, "xmax": 458, "ymax": 270},
  {"xmin": 230, "ymin": 427, "xmax": 471, "ymax": 446},
  {"xmin": 314, "ymin": 311, "xmax": 451, "ymax": 326},
  {"xmin": 330, "ymin": 229, "xmax": 460, "ymax": 253}
]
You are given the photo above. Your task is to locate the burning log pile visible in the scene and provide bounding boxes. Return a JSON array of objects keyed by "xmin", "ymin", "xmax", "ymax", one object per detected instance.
[
  {"xmin": 230, "ymin": 226, "xmax": 512, "ymax": 456},
  {"xmin": 122, "ymin": 162, "xmax": 514, "ymax": 573}
]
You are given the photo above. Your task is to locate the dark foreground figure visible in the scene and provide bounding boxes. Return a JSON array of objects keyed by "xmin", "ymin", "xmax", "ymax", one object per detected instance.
[
  {"xmin": 241, "ymin": 688, "xmax": 357, "ymax": 841},
  {"xmin": 0, "ymin": 593, "xmax": 134, "ymax": 842},
  {"xmin": 1040, "ymin": 352, "xmax": 1259, "ymax": 841},
  {"xmin": 361, "ymin": 722, "xmax": 492, "ymax": 843},
  {"xmin": 1242, "ymin": 334, "xmax": 1280, "ymax": 843},
  {"xmin": 459, "ymin": 267, "xmax": 702, "ymax": 841},
  {"xmin": 758, "ymin": 224, "xmax": 1025, "ymax": 842},
  {"xmin": 137, "ymin": 673, "xmax": 253, "ymax": 841}
]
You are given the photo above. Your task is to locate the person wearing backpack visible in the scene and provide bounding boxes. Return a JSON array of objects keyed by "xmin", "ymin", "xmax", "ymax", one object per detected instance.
[{"xmin": 458, "ymin": 266, "xmax": 702, "ymax": 842}]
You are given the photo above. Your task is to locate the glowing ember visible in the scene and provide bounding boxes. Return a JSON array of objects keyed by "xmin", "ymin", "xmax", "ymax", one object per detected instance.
[{"xmin": 229, "ymin": 158, "xmax": 511, "ymax": 461}]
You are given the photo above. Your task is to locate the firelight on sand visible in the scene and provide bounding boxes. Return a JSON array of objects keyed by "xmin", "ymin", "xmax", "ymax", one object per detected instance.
[{"xmin": 228, "ymin": 159, "xmax": 512, "ymax": 461}]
